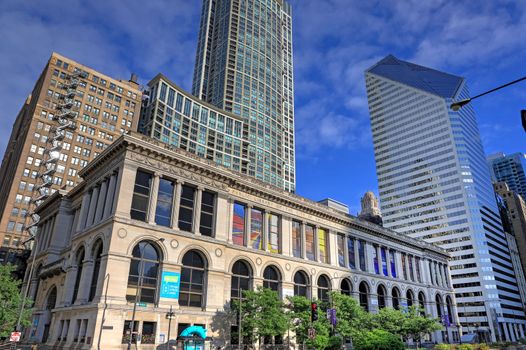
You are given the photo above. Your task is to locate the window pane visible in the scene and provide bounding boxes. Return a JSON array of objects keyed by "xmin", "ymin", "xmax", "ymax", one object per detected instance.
[
  {"xmin": 337, "ymin": 234, "xmax": 345, "ymax": 267},
  {"xmin": 155, "ymin": 178, "xmax": 174, "ymax": 227},
  {"xmin": 318, "ymin": 228, "xmax": 328, "ymax": 263},
  {"xmin": 178, "ymin": 186, "xmax": 195, "ymax": 232},
  {"xmin": 249, "ymin": 208, "xmax": 263, "ymax": 249},
  {"xmin": 305, "ymin": 225, "xmax": 315, "ymax": 261},
  {"xmin": 130, "ymin": 171, "xmax": 152, "ymax": 222},
  {"xmin": 199, "ymin": 191, "xmax": 215, "ymax": 236},
  {"xmin": 232, "ymin": 203, "xmax": 245, "ymax": 246},
  {"xmin": 347, "ymin": 237, "xmax": 356, "ymax": 269},
  {"xmin": 292, "ymin": 221, "xmax": 301, "ymax": 258},
  {"xmin": 267, "ymin": 214, "xmax": 279, "ymax": 253}
]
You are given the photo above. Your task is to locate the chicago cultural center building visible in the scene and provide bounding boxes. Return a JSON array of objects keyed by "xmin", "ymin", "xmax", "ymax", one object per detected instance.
[{"xmin": 24, "ymin": 133, "xmax": 456, "ymax": 349}]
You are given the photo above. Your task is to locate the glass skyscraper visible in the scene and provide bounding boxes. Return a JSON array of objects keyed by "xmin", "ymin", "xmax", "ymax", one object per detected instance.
[
  {"xmin": 488, "ymin": 152, "xmax": 526, "ymax": 200},
  {"xmin": 366, "ymin": 55, "xmax": 526, "ymax": 341},
  {"xmin": 192, "ymin": 0, "xmax": 296, "ymax": 191}
]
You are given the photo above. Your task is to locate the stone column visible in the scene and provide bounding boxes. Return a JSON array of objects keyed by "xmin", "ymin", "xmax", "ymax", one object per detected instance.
[
  {"xmin": 301, "ymin": 222, "xmax": 307, "ymax": 259},
  {"xmin": 227, "ymin": 198, "xmax": 234, "ymax": 244},
  {"xmin": 94, "ymin": 179, "xmax": 108, "ymax": 223},
  {"xmin": 62, "ymin": 266, "xmax": 78, "ymax": 306},
  {"xmin": 376, "ymin": 245, "xmax": 382, "ymax": 275},
  {"xmin": 85, "ymin": 186, "xmax": 99, "ymax": 228},
  {"xmin": 421, "ymin": 258, "xmax": 429, "ymax": 284},
  {"xmin": 76, "ymin": 259, "xmax": 94, "ymax": 304},
  {"xmin": 92, "ymin": 254, "xmax": 109, "ymax": 303},
  {"xmin": 77, "ymin": 192, "xmax": 91, "ymax": 231},
  {"xmin": 171, "ymin": 180, "xmax": 183, "ymax": 230},
  {"xmin": 103, "ymin": 173, "xmax": 117, "ymax": 218},
  {"xmin": 113, "ymin": 163, "xmax": 136, "ymax": 219},
  {"xmin": 387, "ymin": 248, "xmax": 392, "ymax": 278},
  {"xmin": 354, "ymin": 239, "xmax": 360, "ymax": 271},
  {"xmin": 443, "ymin": 264, "xmax": 450, "ymax": 287},
  {"xmin": 503, "ymin": 322, "xmax": 511, "ymax": 341},
  {"xmin": 395, "ymin": 251, "xmax": 404, "ymax": 279},
  {"xmin": 193, "ymin": 186, "xmax": 203, "ymax": 235},
  {"xmin": 147, "ymin": 173, "xmax": 160, "ymax": 224}
]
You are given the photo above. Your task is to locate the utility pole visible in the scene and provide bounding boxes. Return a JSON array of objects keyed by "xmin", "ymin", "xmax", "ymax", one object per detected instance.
[{"xmin": 166, "ymin": 305, "xmax": 173, "ymax": 350}]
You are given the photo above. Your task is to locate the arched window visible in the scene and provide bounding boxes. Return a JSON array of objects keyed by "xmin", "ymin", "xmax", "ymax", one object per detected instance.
[
  {"xmin": 435, "ymin": 294, "xmax": 443, "ymax": 318},
  {"xmin": 72, "ymin": 247, "xmax": 85, "ymax": 303},
  {"xmin": 446, "ymin": 296, "xmax": 453, "ymax": 323},
  {"xmin": 293, "ymin": 271, "xmax": 309, "ymax": 297},
  {"xmin": 231, "ymin": 260, "xmax": 251, "ymax": 300},
  {"xmin": 406, "ymin": 289, "xmax": 415, "ymax": 307},
  {"xmin": 46, "ymin": 286, "xmax": 57, "ymax": 310},
  {"xmin": 180, "ymin": 250, "xmax": 207, "ymax": 308},
  {"xmin": 377, "ymin": 285, "xmax": 387, "ymax": 309},
  {"xmin": 418, "ymin": 291, "xmax": 426, "ymax": 315},
  {"xmin": 341, "ymin": 279, "xmax": 352, "ymax": 296},
  {"xmin": 31, "ymin": 265, "xmax": 43, "ymax": 301},
  {"xmin": 263, "ymin": 265, "xmax": 281, "ymax": 293},
  {"xmin": 89, "ymin": 240, "xmax": 103, "ymax": 301},
  {"xmin": 317, "ymin": 275, "xmax": 331, "ymax": 302},
  {"xmin": 359, "ymin": 282, "xmax": 369, "ymax": 312},
  {"xmin": 126, "ymin": 241, "xmax": 162, "ymax": 304},
  {"xmin": 392, "ymin": 287, "xmax": 401, "ymax": 310}
]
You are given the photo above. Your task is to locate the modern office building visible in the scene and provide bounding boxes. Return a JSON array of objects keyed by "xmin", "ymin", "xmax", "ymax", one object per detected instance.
[
  {"xmin": 191, "ymin": 0, "xmax": 296, "ymax": 191},
  {"xmin": 0, "ymin": 53, "xmax": 142, "ymax": 254},
  {"xmin": 23, "ymin": 132, "xmax": 457, "ymax": 349},
  {"xmin": 488, "ymin": 153, "xmax": 526, "ymax": 200},
  {"xmin": 494, "ymin": 181, "xmax": 526, "ymax": 276},
  {"xmin": 365, "ymin": 55, "xmax": 526, "ymax": 341},
  {"xmin": 139, "ymin": 74, "xmax": 251, "ymax": 174}
]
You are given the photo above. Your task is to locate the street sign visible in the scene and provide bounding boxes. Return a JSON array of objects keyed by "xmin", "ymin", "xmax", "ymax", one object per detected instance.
[
  {"xmin": 308, "ymin": 328, "xmax": 316, "ymax": 339},
  {"xmin": 10, "ymin": 331, "xmax": 21, "ymax": 342}
]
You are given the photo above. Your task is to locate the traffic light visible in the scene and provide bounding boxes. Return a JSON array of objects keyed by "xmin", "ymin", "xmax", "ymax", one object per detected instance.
[
  {"xmin": 311, "ymin": 302, "xmax": 318, "ymax": 321},
  {"xmin": 522, "ymin": 110, "xmax": 526, "ymax": 133}
]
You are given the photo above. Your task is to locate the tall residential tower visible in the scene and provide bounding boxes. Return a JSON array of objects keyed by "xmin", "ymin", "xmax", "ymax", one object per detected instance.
[
  {"xmin": 488, "ymin": 152, "xmax": 526, "ymax": 200},
  {"xmin": 365, "ymin": 55, "xmax": 526, "ymax": 341},
  {"xmin": 192, "ymin": 0, "xmax": 295, "ymax": 191}
]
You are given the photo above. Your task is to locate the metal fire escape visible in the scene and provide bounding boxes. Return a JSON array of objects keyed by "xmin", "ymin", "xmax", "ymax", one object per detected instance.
[{"xmin": 25, "ymin": 70, "xmax": 87, "ymax": 238}]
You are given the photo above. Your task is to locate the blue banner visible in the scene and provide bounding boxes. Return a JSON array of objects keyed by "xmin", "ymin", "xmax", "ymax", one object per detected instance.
[{"xmin": 160, "ymin": 271, "xmax": 180, "ymax": 299}]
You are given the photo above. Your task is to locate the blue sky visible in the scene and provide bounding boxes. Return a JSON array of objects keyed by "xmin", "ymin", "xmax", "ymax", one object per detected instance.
[{"xmin": 0, "ymin": 0, "xmax": 525, "ymax": 214}]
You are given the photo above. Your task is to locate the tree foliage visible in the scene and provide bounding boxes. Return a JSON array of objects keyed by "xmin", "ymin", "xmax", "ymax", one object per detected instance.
[
  {"xmin": 353, "ymin": 329, "xmax": 405, "ymax": 350},
  {"xmin": 232, "ymin": 287, "xmax": 288, "ymax": 345},
  {"xmin": 0, "ymin": 264, "xmax": 32, "ymax": 337}
]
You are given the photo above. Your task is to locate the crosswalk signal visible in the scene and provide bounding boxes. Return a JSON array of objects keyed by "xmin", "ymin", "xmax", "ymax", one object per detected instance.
[{"xmin": 311, "ymin": 302, "xmax": 318, "ymax": 321}]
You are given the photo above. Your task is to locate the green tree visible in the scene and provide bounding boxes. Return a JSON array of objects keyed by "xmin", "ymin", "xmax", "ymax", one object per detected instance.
[
  {"xmin": 400, "ymin": 306, "xmax": 442, "ymax": 345},
  {"xmin": 353, "ymin": 329, "xmax": 405, "ymax": 350},
  {"xmin": 0, "ymin": 264, "xmax": 32, "ymax": 337},
  {"xmin": 232, "ymin": 287, "xmax": 288, "ymax": 346}
]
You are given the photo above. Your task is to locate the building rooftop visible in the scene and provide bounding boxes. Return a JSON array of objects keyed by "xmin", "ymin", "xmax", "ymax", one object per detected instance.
[{"xmin": 366, "ymin": 54, "xmax": 464, "ymax": 99}]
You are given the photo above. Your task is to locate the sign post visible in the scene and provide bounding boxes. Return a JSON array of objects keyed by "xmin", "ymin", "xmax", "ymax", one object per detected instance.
[{"xmin": 10, "ymin": 331, "xmax": 21, "ymax": 342}]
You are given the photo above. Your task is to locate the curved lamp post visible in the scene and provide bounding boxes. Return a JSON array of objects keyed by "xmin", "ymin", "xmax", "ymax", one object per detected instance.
[{"xmin": 450, "ymin": 75, "xmax": 526, "ymax": 112}]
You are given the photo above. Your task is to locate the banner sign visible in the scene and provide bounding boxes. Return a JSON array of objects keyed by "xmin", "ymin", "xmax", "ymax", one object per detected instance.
[{"xmin": 160, "ymin": 271, "xmax": 181, "ymax": 299}]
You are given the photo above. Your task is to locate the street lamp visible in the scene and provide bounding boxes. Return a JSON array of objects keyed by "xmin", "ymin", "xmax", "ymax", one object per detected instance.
[
  {"xmin": 127, "ymin": 237, "xmax": 165, "ymax": 350},
  {"xmin": 450, "ymin": 75, "xmax": 526, "ymax": 118}
]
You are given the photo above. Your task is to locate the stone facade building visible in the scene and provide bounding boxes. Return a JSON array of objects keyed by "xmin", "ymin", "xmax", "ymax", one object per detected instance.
[{"xmin": 24, "ymin": 133, "xmax": 458, "ymax": 349}]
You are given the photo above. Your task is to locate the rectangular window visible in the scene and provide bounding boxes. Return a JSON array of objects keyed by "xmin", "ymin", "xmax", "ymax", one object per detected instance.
[
  {"xmin": 373, "ymin": 247, "xmax": 379, "ymax": 274},
  {"xmin": 408, "ymin": 256, "xmax": 415, "ymax": 281},
  {"xmin": 390, "ymin": 250, "xmax": 397, "ymax": 278},
  {"xmin": 159, "ymin": 82, "xmax": 167, "ymax": 102},
  {"xmin": 155, "ymin": 178, "xmax": 174, "ymax": 227},
  {"xmin": 7, "ymin": 221, "xmax": 15, "ymax": 231},
  {"xmin": 175, "ymin": 93, "xmax": 183, "ymax": 112},
  {"xmin": 402, "ymin": 253, "xmax": 408, "ymax": 280},
  {"xmin": 141, "ymin": 322, "xmax": 156, "ymax": 344},
  {"xmin": 358, "ymin": 240, "xmax": 366, "ymax": 271},
  {"xmin": 167, "ymin": 88, "xmax": 175, "ymax": 107},
  {"xmin": 130, "ymin": 170, "xmax": 152, "ymax": 221},
  {"xmin": 337, "ymin": 234, "xmax": 345, "ymax": 267},
  {"xmin": 292, "ymin": 220, "xmax": 301, "ymax": 258},
  {"xmin": 249, "ymin": 208, "xmax": 263, "ymax": 250},
  {"xmin": 347, "ymin": 237, "xmax": 356, "ymax": 269},
  {"xmin": 199, "ymin": 191, "xmax": 215, "ymax": 236},
  {"xmin": 305, "ymin": 225, "xmax": 315, "ymax": 261},
  {"xmin": 121, "ymin": 320, "xmax": 139, "ymax": 344},
  {"xmin": 267, "ymin": 213, "xmax": 279, "ymax": 253},
  {"xmin": 178, "ymin": 185, "xmax": 195, "ymax": 232},
  {"xmin": 232, "ymin": 203, "xmax": 245, "ymax": 246},
  {"xmin": 415, "ymin": 257, "xmax": 422, "ymax": 283},
  {"xmin": 318, "ymin": 228, "xmax": 328, "ymax": 263}
]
